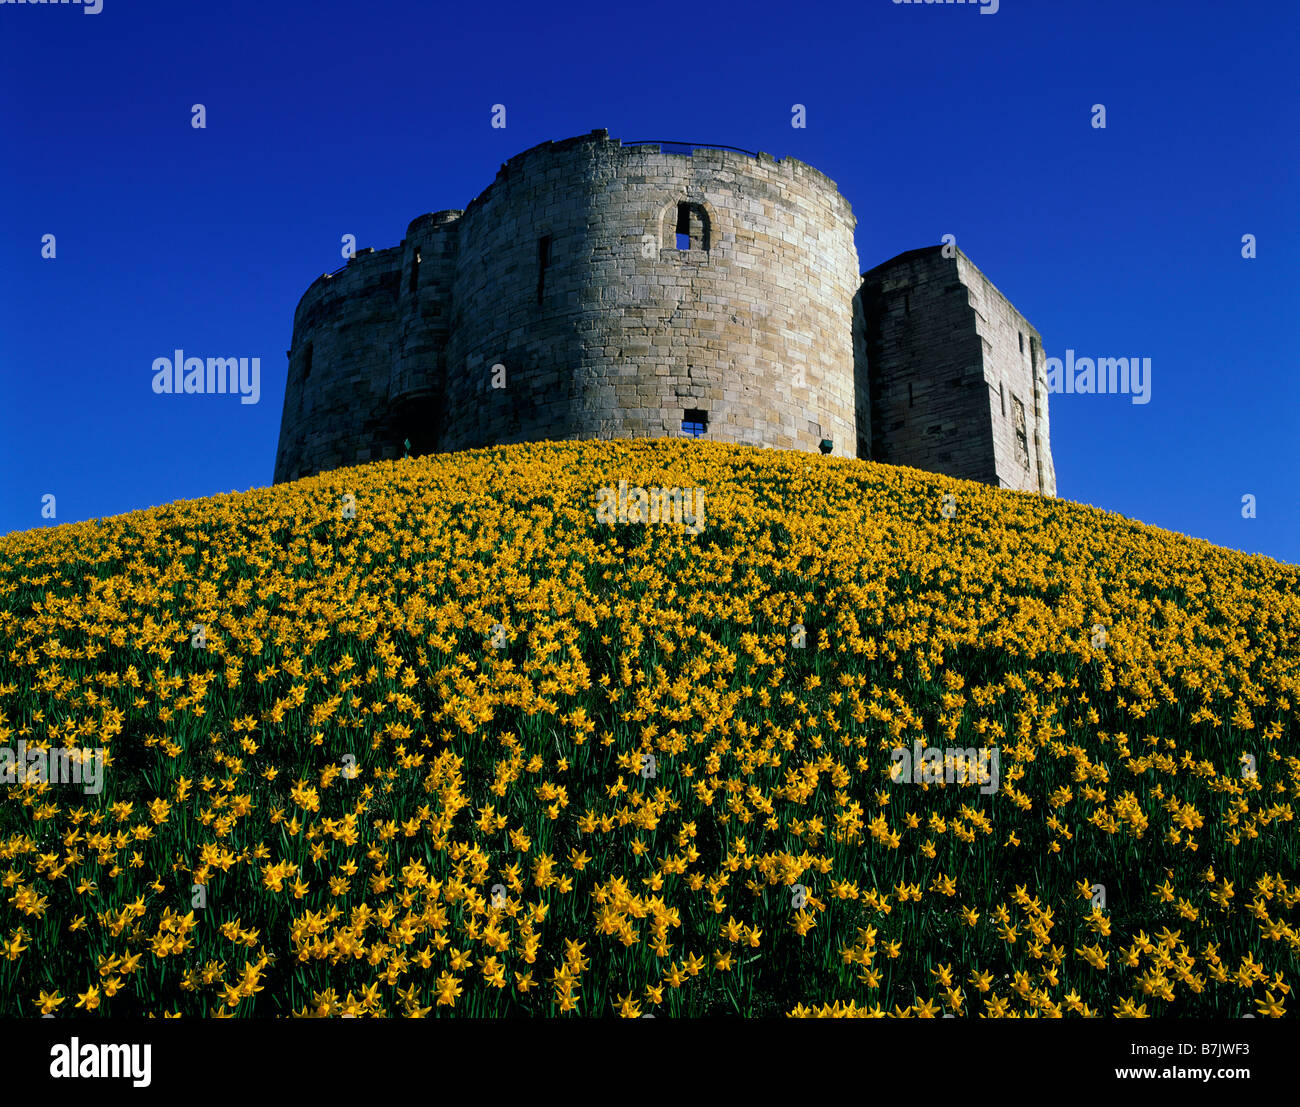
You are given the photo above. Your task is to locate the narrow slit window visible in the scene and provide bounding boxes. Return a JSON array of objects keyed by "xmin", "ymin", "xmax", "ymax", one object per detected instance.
[
  {"xmin": 1012, "ymin": 395, "xmax": 1030, "ymax": 468},
  {"xmin": 908, "ymin": 382, "xmax": 914, "ymax": 408},
  {"xmin": 999, "ymin": 381, "xmax": 1006, "ymax": 417},
  {"xmin": 537, "ymin": 235, "xmax": 552, "ymax": 304},
  {"xmin": 682, "ymin": 409, "xmax": 708, "ymax": 437},
  {"xmin": 302, "ymin": 343, "xmax": 313, "ymax": 381},
  {"xmin": 409, "ymin": 249, "xmax": 421, "ymax": 295}
]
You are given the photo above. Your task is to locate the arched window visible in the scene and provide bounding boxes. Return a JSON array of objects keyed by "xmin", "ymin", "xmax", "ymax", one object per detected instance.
[{"xmin": 671, "ymin": 202, "xmax": 709, "ymax": 252}]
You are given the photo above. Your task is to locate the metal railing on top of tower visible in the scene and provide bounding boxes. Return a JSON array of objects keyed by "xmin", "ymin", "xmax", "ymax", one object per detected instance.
[{"xmin": 621, "ymin": 140, "xmax": 761, "ymax": 158}]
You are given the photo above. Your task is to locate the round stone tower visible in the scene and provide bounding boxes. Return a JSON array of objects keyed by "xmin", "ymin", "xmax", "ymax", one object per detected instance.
[{"xmin": 274, "ymin": 130, "xmax": 861, "ymax": 483}]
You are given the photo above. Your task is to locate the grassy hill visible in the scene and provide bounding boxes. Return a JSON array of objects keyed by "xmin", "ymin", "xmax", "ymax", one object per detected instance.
[{"xmin": 1, "ymin": 438, "xmax": 1296, "ymax": 1017}]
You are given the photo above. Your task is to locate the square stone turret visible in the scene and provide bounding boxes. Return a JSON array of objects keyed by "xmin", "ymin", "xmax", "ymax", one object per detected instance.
[{"xmin": 856, "ymin": 245, "xmax": 1055, "ymax": 496}]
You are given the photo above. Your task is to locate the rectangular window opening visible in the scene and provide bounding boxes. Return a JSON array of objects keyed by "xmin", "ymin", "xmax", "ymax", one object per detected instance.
[
  {"xmin": 409, "ymin": 249, "xmax": 421, "ymax": 295},
  {"xmin": 302, "ymin": 343, "xmax": 313, "ymax": 380},
  {"xmin": 675, "ymin": 202, "xmax": 709, "ymax": 251},
  {"xmin": 675, "ymin": 203, "xmax": 691, "ymax": 250},
  {"xmin": 682, "ymin": 408, "xmax": 708, "ymax": 437}
]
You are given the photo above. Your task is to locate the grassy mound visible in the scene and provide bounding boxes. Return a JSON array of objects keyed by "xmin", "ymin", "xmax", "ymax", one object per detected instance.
[{"xmin": 1, "ymin": 438, "xmax": 1296, "ymax": 1017}]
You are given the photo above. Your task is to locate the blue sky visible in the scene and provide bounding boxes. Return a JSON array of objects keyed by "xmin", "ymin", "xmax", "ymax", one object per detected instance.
[{"xmin": 2, "ymin": 0, "xmax": 1296, "ymax": 562}]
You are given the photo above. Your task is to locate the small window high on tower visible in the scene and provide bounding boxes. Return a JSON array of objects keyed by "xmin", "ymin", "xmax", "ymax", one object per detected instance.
[{"xmin": 674, "ymin": 203, "xmax": 709, "ymax": 251}]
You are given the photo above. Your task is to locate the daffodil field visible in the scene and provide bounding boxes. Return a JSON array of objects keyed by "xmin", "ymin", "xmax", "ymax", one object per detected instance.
[{"xmin": 1, "ymin": 439, "xmax": 1296, "ymax": 1017}]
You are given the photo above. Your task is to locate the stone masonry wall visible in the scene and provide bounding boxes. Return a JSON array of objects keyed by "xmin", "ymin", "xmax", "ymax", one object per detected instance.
[
  {"xmin": 441, "ymin": 131, "xmax": 860, "ymax": 456},
  {"xmin": 858, "ymin": 246, "xmax": 1055, "ymax": 495},
  {"xmin": 859, "ymin": 247, "xmax": 996, "ymax": 485},
  {"xmin": 274, "ymin": 130, "xmax": 861, "ymax": 481},
  {"xmin": 390, "ymin": 210, "xmax": 462, "ymax": 458},
  {"xmin": 956, "ymin": 252, "xmax": 1056, "ymax": 496},
  {"xmin": 274, "ymin": 246, "xmax": 403, "ymax": 484}
]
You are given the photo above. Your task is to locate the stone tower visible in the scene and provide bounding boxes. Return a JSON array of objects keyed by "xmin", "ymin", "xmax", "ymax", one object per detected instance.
[
  {"xmin": 856, "ymin": 246, "xmax": 1056, "ymax": 495},
  {"xmin": 275, "ymin": 129, "xmax": 860, "ymax": 483},
  {"xmin": 273, "ymin": 129, "xmax": 1055, "ymax": 498}
]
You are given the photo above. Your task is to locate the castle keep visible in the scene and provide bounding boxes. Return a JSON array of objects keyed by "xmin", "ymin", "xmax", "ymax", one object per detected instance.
[{"xmin": 274, "ymin": 129, "xmax": 1055, "ymax": 497}]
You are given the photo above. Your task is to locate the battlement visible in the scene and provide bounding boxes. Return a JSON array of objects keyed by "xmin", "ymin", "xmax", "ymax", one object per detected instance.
[{"xmin": 274, "ymin": 131, "xmax": 1054, "ymax": 498}]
